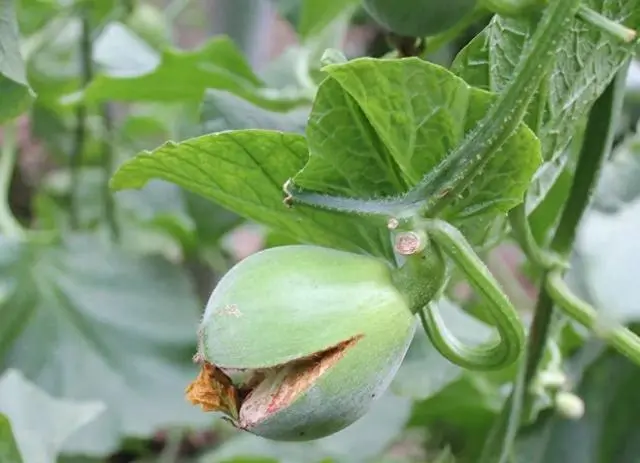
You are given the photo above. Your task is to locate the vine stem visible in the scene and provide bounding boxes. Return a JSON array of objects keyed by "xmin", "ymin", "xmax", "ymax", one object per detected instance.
[
  {"xmin": 414, "ymin": 0, "xmax": 582, "ymax": 216},
  {"xmin": 546, "ymin": 271, "xmax": 640, "ymax": 367},
  {"xmin": 69, "ymin": 9, "xmax": 93, "ymax": 230},
  {"xmin": 480, "ymin": 58, "xmax": 629, "ymax": 463},
  {"xmin": 0, "ymin": 122, "xmax": 25, "ymax": 239},
  {"xmin": 577, "ymin": 5, "xmax": 637, "ymax": 43},
  {"xmin": 101, "ymin": 104, "xmax": 120, "ymax": 242},
  {"xmin": 419, "ymin": 219, "xmax": 525, "ymax": 370}
]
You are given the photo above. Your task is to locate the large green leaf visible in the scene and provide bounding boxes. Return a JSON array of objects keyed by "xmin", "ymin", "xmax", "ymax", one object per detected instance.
[
  {"xmin": 0, "ymin": 0, "xmax": 35, "ymax": 122},
  {"xmin": 0, "ymin": 369, "xmax": 105, "ymax": 463},
  {"xmin": 110, "ymin": 130, "xmax": 394, "ymax": 260},
  {"xmin": 293, "ymin": 58, "xmax": 541, "ymax": 240},
  {"xmin": 451, "ymin": 0, "xmax": 640, "ymax": 209},
  {"xmin": 0, "ymin": 234, "xmax": 209, "ymax": 456},
  {"xmin": 75, "ymin": 36, "xmax": 304, "ymax": 111}
]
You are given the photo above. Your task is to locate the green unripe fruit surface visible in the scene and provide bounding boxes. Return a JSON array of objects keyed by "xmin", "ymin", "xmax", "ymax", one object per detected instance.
[
  {"xmin": 195, "ymin": 245, "xmax": 419, "ymax": 441},
  {"xmin": 480, "ymin": 0, "xmax": 546, "ymax": 16},
  {"xmin": 362, "ymin": 0, "xmax": 478, "ymax": 37}
]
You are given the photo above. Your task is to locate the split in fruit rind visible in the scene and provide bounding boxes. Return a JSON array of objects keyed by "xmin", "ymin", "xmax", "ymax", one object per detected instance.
[{"xmin": 186, "ymin": 335, "xmax": 363, "ymax": 429}]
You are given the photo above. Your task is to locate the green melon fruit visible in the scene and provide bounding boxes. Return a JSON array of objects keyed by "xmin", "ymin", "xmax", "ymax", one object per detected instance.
[
  {"xmin": 362, "ymin": 0, "xmax": 478, "ymax": 37},
  {"xmin": 187, "ymin": 245, "xmax": 445, "ymax": 440}
]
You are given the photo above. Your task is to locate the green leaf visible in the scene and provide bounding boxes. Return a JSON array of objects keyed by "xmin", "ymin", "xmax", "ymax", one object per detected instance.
[
  {"xmin": 202, "ymin": 392, "xmax": 412, "ymax": 463},
  {"xmin": 298, "ymin": 0, "xmax": 359, "ymax": 40},
  {"xmin": 293, "ymin": 58, "xmax": 541, "ymax": 240},
  {"xmin": 0, "ymin": 369, "xmax": 105, "ymax": 463},
  {"xmin": 110, "ymin": 130, "xmax": 394, "ymax": 260},
  {"xmin": 0, "ymin": 414, "xmax": 21, "ymax": 463},
  {"xmin": 515, "ymin": 350, "xmax": 640, "ymax": 463},
  {"xmin": 452, "ymin": 1, "xmax": 640, "ymax": 208},
  {"xmin": 0, "ymin": 234, "xmax": 209, "ymax": 456},
  {"xmin": 0, "ymin": 0, "xmax": 35, "ymax": 122},
  {"xmin": 76, "ymin": 37, "xmax": 304, "ymax": 111}
]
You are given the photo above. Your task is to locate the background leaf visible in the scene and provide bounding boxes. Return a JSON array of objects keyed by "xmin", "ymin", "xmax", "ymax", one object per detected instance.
[
  {"xmin": 0, "ymin": 369, "xmax": 105, "ymax": 463},
  {"xmin": 0, "ymin": 234, "xmax": 209, "ymax": 456},
  {"xmin": 0, "ymin": 0, "xmax": 35, "ymax": 121},
  {"xmin": 77, "ymin": 37, "xmax": 304, "ymax": 111}
]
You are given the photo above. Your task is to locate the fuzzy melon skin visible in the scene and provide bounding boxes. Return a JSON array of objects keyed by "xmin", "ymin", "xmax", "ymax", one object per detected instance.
[
  {"xmin": 199, "ymin": 245, "xmax": 417, "ymax": 440},
  {"xmin": 200, "ymin": 245, "xmax": 415, "ymax": 368},
  {"xmin": 480, "ymin": 0, "xmax": 545, "ymax": 16},
  {"xmin": 363, "ymin": 0, "xmax": 478, "ymax": 37}
]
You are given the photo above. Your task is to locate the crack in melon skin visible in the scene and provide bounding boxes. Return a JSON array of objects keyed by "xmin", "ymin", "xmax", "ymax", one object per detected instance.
[{"xmin": 238, "ymin": 336, "xmax": 363, "ymax": 430}]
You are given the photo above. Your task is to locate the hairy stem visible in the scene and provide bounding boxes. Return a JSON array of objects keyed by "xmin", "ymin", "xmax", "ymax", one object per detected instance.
[
  {"xmin": 0, "ymin": 122, "xmax": 25, "ymax": 239},
  {"xmin": 69, "ymin": 9, "xmax": 93, "ymax": 229},
  {"xmin": 412, "ymin": 0, "xmax": 582, "ymax": 216},
  {"xmin": 481, "ymin": 59, "xmax": 629, "ymax": 463}
]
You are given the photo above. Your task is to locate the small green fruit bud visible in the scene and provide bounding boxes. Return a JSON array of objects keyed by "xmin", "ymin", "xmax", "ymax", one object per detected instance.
[
  {"xmin": 187, "ymin": 245, "xmax": 417, "ymax": 441},
  {"xmin": 554, "ymin": 391, "xmax": 585, "ymax": 420}
]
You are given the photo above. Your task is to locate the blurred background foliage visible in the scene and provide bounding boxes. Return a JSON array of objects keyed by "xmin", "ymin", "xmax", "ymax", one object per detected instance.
[{"xmin": 1, "ymin": 0, "xmax": 640, "ymax": 462}]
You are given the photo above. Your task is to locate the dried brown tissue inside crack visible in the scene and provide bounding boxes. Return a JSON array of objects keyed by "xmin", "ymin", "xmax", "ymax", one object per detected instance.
[{"xmin": 185, "ymin": 334, "xmax": 364, "ymax": 427}]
